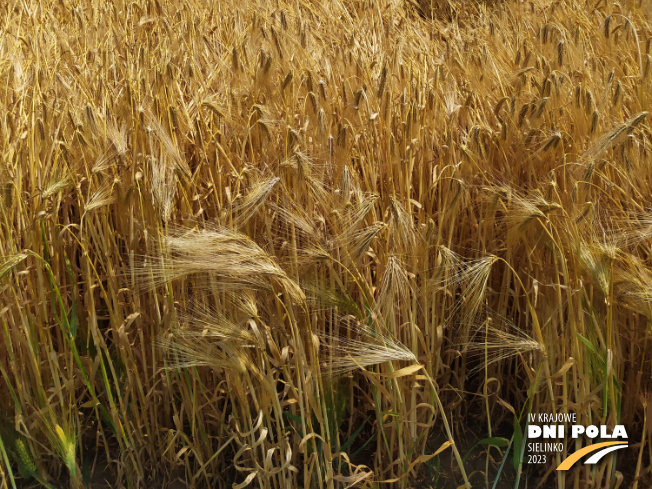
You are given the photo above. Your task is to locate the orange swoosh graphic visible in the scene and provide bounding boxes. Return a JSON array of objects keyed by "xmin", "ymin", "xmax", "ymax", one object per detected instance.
[{"xmin": 557, "ymin": 441, "xmax": 628, "ymax": 471}]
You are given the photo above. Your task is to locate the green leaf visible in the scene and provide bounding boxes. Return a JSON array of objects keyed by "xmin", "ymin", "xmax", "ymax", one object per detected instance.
[
  {"xmin": 98, "ymin": 405, "xmax": 117, "ymax": 434},
  {"xmin": 576, "ymin": 333, "xmax": 599, "ymax": 356},
  {"xmin": 351, "ymin": 430, "xmax": 377, "ymax": 459},
  {"xmin": 64, "ymin": 256, "xmax": 78, "ymax": 339},
  {"xmin": 511, "ymin": 417, "xmax": 523, "ymax": 471},
  {"xmin": 462, "ymin": 437, "xmax": 509, "ymax": 463},
  {"xmin": 480, "ymin": 437, "xmax": 510, "ymax": 448},
  {"xmin": 340, "ymin": 419, "xmax": 367, "ymax": 453}
]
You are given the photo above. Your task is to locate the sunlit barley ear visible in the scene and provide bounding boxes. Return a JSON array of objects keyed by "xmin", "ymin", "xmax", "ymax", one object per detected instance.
[
  {"xmin": 91, "ymin": 147, "xmax": 117, "ymax": 174},
  {"xmin": 430, "ymin": 247, "xmax": 494, "ymax": 295},
  {"xmin": 613, "ymin": 257, "xmax": 652, "ymax": 317},
  {"xmin": 580, "ymin": 111, "xmax": 647, "ymax": 166},
  {"xmin": 577, "ymin": 240, "xmax": 617, "ymax": 296},
  {"xmin": 226, "ymin": 289, "xmax": 260, "ymax": 321},
  {"xmin": 136, "ymin": 225, "xmax": 305, "ymax": 303},
  {"xmin": 320, "ymin": 318, "xmax": 417, "ymax": 377},
  {"xmin": 42, "ymin": 172, "xmax": 73, "ymax": 199},
  {"xmin": 337, "ymin": 193, "xmax": 378, "ymax": 233},
  {"xmin": 338, "ymin": 222, "xmax": 386, "ymax": 263},
  {"xmin": 430, "ymin": 247, "xmax": 497, "ymax": 341},
  {"xmin": 159, "ymin": 332, "xmax": 257, "ymax": 376},
  {"xmin": 82, "ymin": 182, "xmax": 115, "ymax": 217},
  {"xmin": 174, "ymin": 302, "xmax": 259, "ymax": 345},
  {"xmin": 106, "ymin": 121, "xmax": 128, "ymax": 158},
  {"xmin": 148, "ymin": 153, "xmax": 177, "ymax": 222},
  {"xmin": 443, "ymin": 85, "xmax": 461, "ymax": 119},
  {"xmin": 460, "ymin": 315, "xmax": 543, "ymax": 375},
  {"xmin": 269, "ymin": 200, "xmax": 324, "ymax": 245},
  {"xmin": 159, "ymin": 306, "xmax": 265, "ymax": 376},
  {"xmin": 456, "ymin": 256, "xmax": 497, "ymax": 340},
  {"xmin": 92, "ymin": 120, "xmax": 128, "ymax": 173},
  {"xmin": 230, "ymin": 176, "xmax": 280, "ymax": 228},
  {"xmin": 388, "ymin": 196, "xmax": 417, "ymax": 251},
  {"xmin": 144, "ymin": 110, "xmax": 192, "ymax": 221},
  {"xmin": 502, "ymin": 190, "xmax": 561, "ymax": 233},
  {"xmin": 282, "ymin": 151, "xmax": 331, "ymax": 204},
  {"xmin": 339, "ymin": 166, "xmax": 352, "ymax": 204},
  {"xmin": 610, "ymin": 209, "xmax": 652, "ymax": 248},
  {"xmin": 375, "ymin": 255, "xmax": 411, "ymax": 324},
  {"xmin": 429, "ymin": 245, "xmax": 463, "ymax": 287},
  {"xmin": 329, "ymin": 193, "xmax": 381, "ymax": 261},
  {"xmin": 145, "ymin": 111, "xmax": 191, "ymax": 179}
]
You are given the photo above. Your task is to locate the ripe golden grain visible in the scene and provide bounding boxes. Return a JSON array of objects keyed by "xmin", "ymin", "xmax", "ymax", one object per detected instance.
[{"xmin": 0, "ymin": 1, "xmax": 650, "ymax": 488}]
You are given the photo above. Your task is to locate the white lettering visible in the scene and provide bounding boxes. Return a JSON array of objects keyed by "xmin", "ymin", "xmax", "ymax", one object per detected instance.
[
  {"xmin": 612, "ymin": 425, "xmax": 627, "ymax": 438},
  {"xmin": 528, "ymin": 425, "xmax": 542, "ymax": 438},
  {"xmin": 586, "ymin": 425, "xmax": 599, "ymax": 438},
  {"xmin": 543, "ymin": 425, "xmax": 556, "ymax": 438}
]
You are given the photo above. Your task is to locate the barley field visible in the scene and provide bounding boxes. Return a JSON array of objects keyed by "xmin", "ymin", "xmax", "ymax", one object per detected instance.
[{"xmin": 0, "ymin": 0, "xmax": 651, "ymax": 487}]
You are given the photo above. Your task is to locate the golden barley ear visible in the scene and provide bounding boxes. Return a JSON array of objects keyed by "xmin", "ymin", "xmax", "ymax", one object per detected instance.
[{"xmin": 135, "ymin": 225, "xmax": 305, "ymax": 304}]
